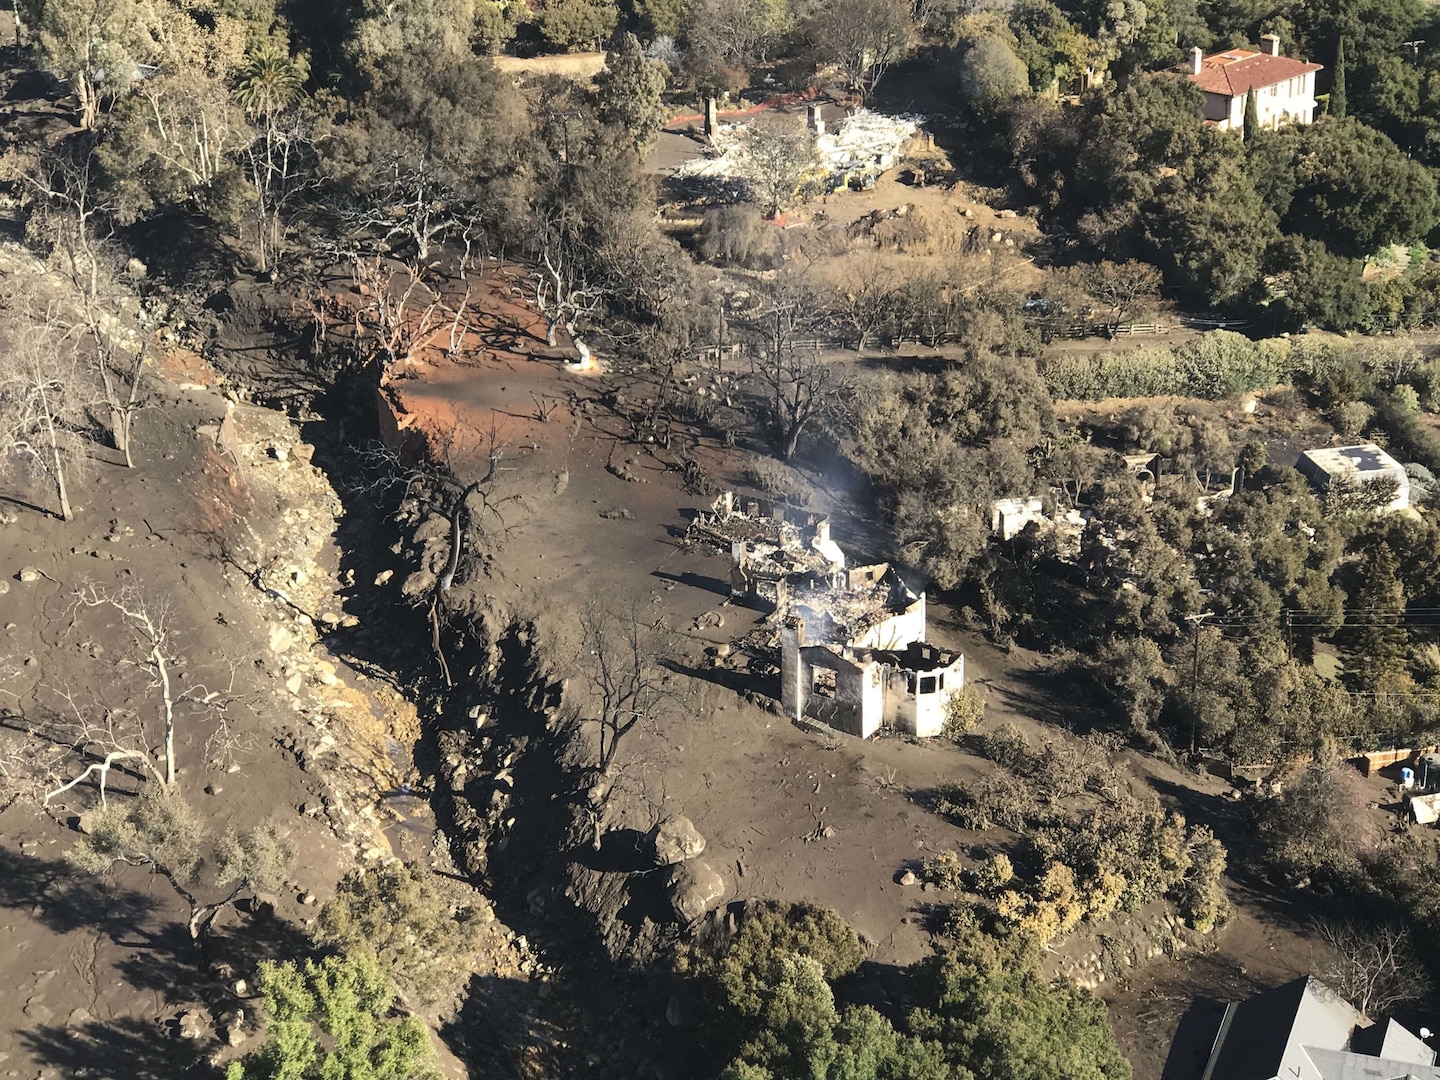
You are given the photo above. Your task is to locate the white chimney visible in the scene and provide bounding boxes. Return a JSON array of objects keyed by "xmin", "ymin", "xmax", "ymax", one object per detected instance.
[
  {"xmin": 1260, "ymin": 33, "xmax": 1280, "ymax": 56},
  {"xmin": 1190, "ymin": 46, "xmax": 1203, "ymax": 75}
]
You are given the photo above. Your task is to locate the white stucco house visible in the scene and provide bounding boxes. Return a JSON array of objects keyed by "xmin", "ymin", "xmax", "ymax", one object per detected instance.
[
  {"xmin": 1295, "ymin": 443, "xmax": 1411, "ymax": 511},
  {"xmin": 1186, "ymin": 35, "xmax": 1322, "ymax": 131}
]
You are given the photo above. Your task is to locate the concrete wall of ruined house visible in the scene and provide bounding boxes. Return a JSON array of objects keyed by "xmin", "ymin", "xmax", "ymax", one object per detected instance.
[
  {"xmin": 780, "ymin": 622, "xmax": 804, "ymax": 723},
  {"xmin": 856, "ymin": 661, "xmax": 884, "ymax": 738},
  {"xmin": 806, "ymin": 648, "xmax": 881, "ymax": 738},
  {"xmin": 883, "ymin": 656, "xmax": 966, "ymax": 737},
  {"xmin": 852, "ymin": 594, "xmax": 926, "ymax": 650},
  {"xmin": 780, "ymin": 623, "xmax": 885, "ymax": 737}
]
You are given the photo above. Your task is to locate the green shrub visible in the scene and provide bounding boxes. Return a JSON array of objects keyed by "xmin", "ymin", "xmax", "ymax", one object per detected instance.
[
  {"xmin": 1041, "ymin": 331, "xmax": 1292, "ymax": 401},
  {"xmin": 911, "ymin": 933, "xmax": 1134, "ymax": 1080},
  {"xmin": 924, "ymin": 850, "xmax": 966, "ymax": 890},
  {"xmin": 941, "ymin": 686, "xmax": 985, "ymax": 740},
  {"xmin": 709, "ymin": 901, "xmax": 866, "ymax": 1021},
  {"xmin": 315, "ymin": 863, "xmax": 484, "ymax": 1006},
  {"xmin": 1174, "ymin": 827, "xmax": 1231, "ymax": 933},
  {"xmin": 977, "ymin": 722, "xmax": 1033, "ymax": 770},
  {"xmin": 1331, "ymin": 400, "xmax": 1375, "ymax": 438},
  {"xmin": 1174, "ymin": 331, "xmax": 1276, "ymax": 398},
  {"xmin": 698, "ymin": 204, "xmax": 781, "ymax": 268},
  {"xmin": 933, "ymin": 783, "xmax": 992, "ymax": 830},
  {"xmin": 1039, "ymin": 344, "xmax": 1182, "ymax": 400},
  {"xmin": 537, "ymin": 0, "xmax": 617, "ymax": 50},
  {"xmin": 225, "ymin": 950, "xmax": 439, "ymax": 1080},
  {"xmin": 974, "ymin": 852, "xmax": 1014, "ymax": 893},
  {"xmin": 1310, "ymin": 349, "xmax": 1376, "ymax": 407}
]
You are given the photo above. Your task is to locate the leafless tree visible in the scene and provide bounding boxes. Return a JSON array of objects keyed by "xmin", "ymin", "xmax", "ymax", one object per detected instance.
[
  {"xmin": 1316, "ymin": 917, "xmax": 1430, "ymax": 1021},
  {"xmin": 832, "ymin": 254, "xmax": 896, "ymax": 352},
  {"xmin": 0, "ymin": 658, "xmax": 70, "ymax": 812},
  {"xmin": 240, "ymin": 106, "xmax": 319, "ymax": 274},
  {"xmin": 2, "ymin": 145, "xmax": 148, "ymax": 466},
  {"xmin": 36, "ymin": 584, "xmax": 229, "ymax": 806},
  {"xmin": 0, "ymin": 301, "xmax": 93, "ymax": 520},
  {"xmin": 530, "ymin": 205, "xmax": 602, "ymax": 362},
  {"xmin": 342, "ymin": 149, "xmax": 474, "ymax": 264},
  {"xmin": 350, "ymin": 255, "xmax": 445, "ymax": 367},
  {"xmin": 683, "ymin": 0, "xmax": 785, "ymax": 73},
  {"xmin": 752, "ymin": 273, "xmax": 852, "ymax": 460},
  {"xmin": 1076, "ymin": 259, "xmax": 1163, "ymax": 333},
  {"xmin": 805, "ymin": 0, "xmax": 914, "ymax": 99},
  {"xmin": 577, "ymin": 604, "xmax": 672, "ymax": 775}
]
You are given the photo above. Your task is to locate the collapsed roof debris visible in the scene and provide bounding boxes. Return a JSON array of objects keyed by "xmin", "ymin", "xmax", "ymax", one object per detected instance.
[
  {"xmin": 685, "ymin": 493, "xmax": 964, "ymax": 738},
  {"xmin": 676, "ymin": 108, "xmax": 923, "ymax": 191}
]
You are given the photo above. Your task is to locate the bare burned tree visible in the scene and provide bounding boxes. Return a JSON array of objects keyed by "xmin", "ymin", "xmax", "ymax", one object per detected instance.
[
  {"xmin": 577, "ymin": 603, "xmax": 671, "ymax": 775},
  {"xmin": 6, "ymin": 594, "xmax": 275, "ymax": 949},
  {"xmin": 832, "ymin": 253, "xmax": 896, "ymax": 353},
  {"xmin": 1316, "ymin": 917, "xmax": 1430, "ymax": 1021},
  {"xmin": 531, "ymin": 204, "xmax": 602, "ymax": 362},
  {"xmin": 234, "ymin": 47, "xmax": 321, "ymax": 275},
  {"xmin": 742, "ymin": 114, "xmax": 819, "ymax": 219},
  {"xmin": 2, "ymin": 144, "xmax": 149, "ymax": 465},
  {"xmin": 804, "ymin": 0, "xmax": 914, "ymax": 99},
  {"xmin": 0, "ymin": 657, "xmax": 70, "ymax": 813},
  {"xmin": 341, "ymin": 145, "xmax": 469, "ymax": 264},
  {"xmin": 752, "ymin": 273, "xmax": 852, "ymax": 460},
  {"xmin": 36, "ymin": 584, "xmax": 231, "ymax": 804},
  {"xmin": 350, "ymin": 254, "xmax": 445, "ymax": 367},
  {"xmin": 0, "ymin": 298, "xmax": 93, "ymax": 520},
  {"xmin": 1076, "ymin": 259, "xmax": 1163, "ymax": 334}
]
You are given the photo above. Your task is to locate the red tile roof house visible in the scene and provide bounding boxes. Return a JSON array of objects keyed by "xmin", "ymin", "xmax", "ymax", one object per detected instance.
[{"xmin": 1184, "ymin": 34, "xmax": 1323, "ymax": 131}]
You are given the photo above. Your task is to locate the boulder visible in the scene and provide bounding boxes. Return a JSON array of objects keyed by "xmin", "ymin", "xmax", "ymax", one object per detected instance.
[
  {"xmin": 666, "ymin": 988, "xmax": 700, "ymax": 1028},
  {"xmin": 652, "ymin": 816, "xmax": 706, "ymax": 866},
  {"xmin": 400, "ymin": 570, "xmax": 437, "ymax": 598},
  {"xmin": 667, "ymin": 859, "xmax": 727, "ymax": 924},
  {"xmin": 176, "ymin": 1009, "xmax": 206, "ymax": 1040}
]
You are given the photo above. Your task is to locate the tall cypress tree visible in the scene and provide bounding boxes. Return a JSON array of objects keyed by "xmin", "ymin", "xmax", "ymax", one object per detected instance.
[
  {"xmin": 1244, "ymin": 88, "xmax": 1259, "ymax": 140},
  {"xmin": 1345, "ymin": 542, "xmax": 1407, "ymax": 687},
  {"xmin": 1331, "ymin": 37, "xmax": 1347, "ymax": 119}
]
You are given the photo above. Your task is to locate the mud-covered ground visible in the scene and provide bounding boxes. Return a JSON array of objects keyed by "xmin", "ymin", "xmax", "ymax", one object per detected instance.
[
  {"xmin": 366, "ymin": 280, "xmax": 1348, "ymax": 1078},
  {"xmin": 0, "ymin": 348, "xmax": 545, "ymax": 1078}
]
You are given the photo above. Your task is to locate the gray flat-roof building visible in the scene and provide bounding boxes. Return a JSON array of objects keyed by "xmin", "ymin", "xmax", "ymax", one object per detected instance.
[
  {"xmin": 1196, "ymin": 976, "xmax": 1439, "ymax": 1080},
  {"xmin": 1296, "ymin": 443, "xmax": 1410, "ymax": 511}
]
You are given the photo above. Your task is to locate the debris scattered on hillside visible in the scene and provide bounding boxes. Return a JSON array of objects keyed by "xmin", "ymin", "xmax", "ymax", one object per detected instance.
[{"xmin": 677, "ymin": 108, "xmax": 923, "ymax": 190}]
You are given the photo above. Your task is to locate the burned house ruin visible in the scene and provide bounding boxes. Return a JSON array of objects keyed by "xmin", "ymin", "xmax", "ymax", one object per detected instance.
[{"xmin": 688, "ymin": 493, "xmax": 964, "ymax": 738}]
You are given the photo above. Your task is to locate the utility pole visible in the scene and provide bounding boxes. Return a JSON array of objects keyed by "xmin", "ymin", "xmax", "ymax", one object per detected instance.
[
  {"xmin": 716, "ymin": 294, "xmax": 727, "ymax": 373},
  {"xmin": 1184, "ymin": 611, "xmax": 1214, "ymax": 754},
  {"xmin": 1285, "ymin": 608, "xmax": 1294, "ymax": 663}
]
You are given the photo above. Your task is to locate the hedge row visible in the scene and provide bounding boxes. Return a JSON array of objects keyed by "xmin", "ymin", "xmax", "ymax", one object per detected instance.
[{"xmin": 1039, "ymin": 331, "xmax": 1289, "ymax": 401}]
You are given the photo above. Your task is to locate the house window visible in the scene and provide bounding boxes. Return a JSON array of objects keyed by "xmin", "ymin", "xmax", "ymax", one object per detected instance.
[
  {"xmin": 905, "ymin": 672, "xmax": 917, "ymax": 693},
  {"xmin": 919, "ymin": 676, "xmax": 937, "ymax": 695},
  {"xmin": 812, "ymin": 667, "xmax": 836, "ymax": 698},
  {"xmin": 937, "ymin": 673, "xmax": 946, "ymax": 691}
]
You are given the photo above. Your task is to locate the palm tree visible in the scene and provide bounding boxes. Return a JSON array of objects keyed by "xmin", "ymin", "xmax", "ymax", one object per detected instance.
[{"xmin": 233, "ymin": 43, "xmax": 306, "ymax": 117}]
